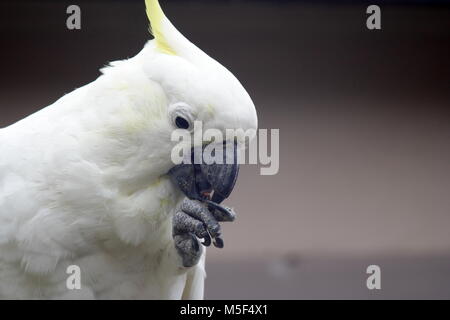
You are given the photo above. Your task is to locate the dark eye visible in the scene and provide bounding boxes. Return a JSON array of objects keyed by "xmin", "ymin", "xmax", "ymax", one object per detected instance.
[{"xmin": 175, "ymin": 116, "xmax": 190, "ymax": 129}]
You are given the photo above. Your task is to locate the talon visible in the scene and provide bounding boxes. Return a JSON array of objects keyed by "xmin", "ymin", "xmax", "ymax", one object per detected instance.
[
  {"xmin": 208, "ymin": 223, "xmax": 221, "ymax": 238},
  {"xmin": 213, "ymin": 237, "xmax": 224, "ymax": 249},
  {"xmin": 204, "ymin": 199, "xmax": 236, "ymax": 222},
  {"xmin": 202, "ymin": 233, "xmax": 212, "ymax": 247}
]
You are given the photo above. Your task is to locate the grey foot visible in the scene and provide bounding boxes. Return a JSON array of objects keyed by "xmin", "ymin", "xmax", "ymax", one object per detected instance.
[{"xmin": 173, "ymin": 198, "xmax": 235, "ymax": 268}]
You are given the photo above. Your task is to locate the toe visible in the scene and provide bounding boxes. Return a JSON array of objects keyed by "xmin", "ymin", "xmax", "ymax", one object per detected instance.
[
  {"xmin": 180, "ymin": 199, "xmax": 222, "ymax": 239},
  {"xmin": 174, "ymin": 233, "xmax": 203, "ymax": 268},
  {"xmin": 173, "ymin": 211, "xmax": 208, "ymax": 240}
]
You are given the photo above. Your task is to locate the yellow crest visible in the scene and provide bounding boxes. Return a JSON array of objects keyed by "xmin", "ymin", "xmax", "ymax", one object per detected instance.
[{"xmin": 145, "ymin": 0, "xmax": 177, "ymax": 55}]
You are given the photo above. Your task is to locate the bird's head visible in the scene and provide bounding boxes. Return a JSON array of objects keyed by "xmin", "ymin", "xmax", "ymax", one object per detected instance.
[{"xmin": 98, "ymin": 0, "xmax": 257, "ymax": 205}]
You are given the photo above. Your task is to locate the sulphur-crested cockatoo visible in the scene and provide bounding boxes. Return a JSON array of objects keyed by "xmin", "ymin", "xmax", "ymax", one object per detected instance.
[{"xmin": 0, "ymin": 0, "xmax": 257, "ymax": 299}]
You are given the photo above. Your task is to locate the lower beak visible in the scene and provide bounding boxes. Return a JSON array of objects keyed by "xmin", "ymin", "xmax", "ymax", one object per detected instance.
[{"xmin": 168, "ymin": 141, "xmax": 239, "ymax": 212}]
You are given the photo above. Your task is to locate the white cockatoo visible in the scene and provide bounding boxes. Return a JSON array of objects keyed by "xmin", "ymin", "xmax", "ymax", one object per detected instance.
[{"xmin": 0, "ymin": 0, "xmax": 257, "ymax": 299}]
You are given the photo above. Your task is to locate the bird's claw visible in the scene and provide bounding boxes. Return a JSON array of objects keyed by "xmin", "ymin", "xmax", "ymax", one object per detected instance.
[{"xmin": 172, "ymin": 198, "xmax": 235, "ymax": 267}]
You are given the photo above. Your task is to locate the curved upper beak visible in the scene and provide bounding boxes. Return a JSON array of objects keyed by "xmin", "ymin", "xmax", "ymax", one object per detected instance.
[{"xmin": 168, "ymin": 141, "xmax": 239, "ymax": 212}]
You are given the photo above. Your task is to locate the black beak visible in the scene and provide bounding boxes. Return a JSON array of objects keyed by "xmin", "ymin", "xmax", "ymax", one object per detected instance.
[{"xmin": 168, "ymin": 141, "xmax": 239, "ymax": 221}]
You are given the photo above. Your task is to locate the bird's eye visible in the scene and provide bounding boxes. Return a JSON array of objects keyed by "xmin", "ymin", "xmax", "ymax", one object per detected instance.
[
  {"xmin": 169, "ymin": 102, "xmax": 194, "ymax": 131},
  {"xmin": 175, "ymin": 116, "xmax": 191, "ymax": 130}
]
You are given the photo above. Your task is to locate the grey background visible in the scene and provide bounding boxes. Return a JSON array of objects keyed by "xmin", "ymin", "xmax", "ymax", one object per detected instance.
[{"xmin": 0, "ymin": 0, "xmax": 449, "ymax": 299}]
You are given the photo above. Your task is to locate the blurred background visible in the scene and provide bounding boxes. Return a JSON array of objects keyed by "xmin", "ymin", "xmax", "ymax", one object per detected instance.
[{"xmin": 1, "ymin": 0, "xmax": 449, "ymax": 299}]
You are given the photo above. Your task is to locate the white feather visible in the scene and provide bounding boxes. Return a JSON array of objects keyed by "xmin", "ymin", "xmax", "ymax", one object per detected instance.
[{"xmin": 0, "ymin": 0, "xmax": 256, "ymax": 299}]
